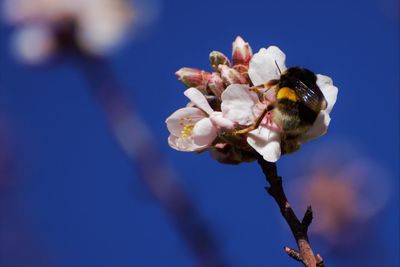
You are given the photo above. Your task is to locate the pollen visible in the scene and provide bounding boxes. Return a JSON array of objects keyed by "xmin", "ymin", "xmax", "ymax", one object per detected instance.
[
  {"xmin": 277, "ymin": 87, "xmax": 299, "ymax": 102},
  {"xmin": 179, "ymin": 117, "xmax": 195, "ymax": 139}
]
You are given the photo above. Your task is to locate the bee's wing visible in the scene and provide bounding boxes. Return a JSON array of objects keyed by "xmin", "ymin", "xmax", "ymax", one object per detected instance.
[{"xmin": 294, "ymin": 80, "xmax": 327, "ymax": 112}]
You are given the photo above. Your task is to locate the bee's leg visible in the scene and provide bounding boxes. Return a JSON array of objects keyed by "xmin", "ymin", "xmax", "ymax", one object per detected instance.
[
  {"xmin": 232, "ymin": 125, "xmax": 256, "ymax": 135},
  {"xmin": 232, "ymin": 106, "xmax": 282, "ymax": 136},
  {"xmin": 249, "ymin": 83, "xmax": 265, "ymax": 91},
  {"xmin": 249, "ymin": 80, "xmax": 278, "ymax": 93},
  {"xmin": 248, "ymin": 85, "xmax": 265, "ymax": 95}
]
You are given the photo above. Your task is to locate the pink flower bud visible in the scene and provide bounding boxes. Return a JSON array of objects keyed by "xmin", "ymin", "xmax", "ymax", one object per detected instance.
[
  {"xmin": 232, "ymin": 36, "xmax": 253, "ymax": 66},
  {"xmin": 233, "ymin": 64, "xmax": 250, "ymax": 82},
  {"xmin": 175, "ymin": 68, "xmax": 211, "ymax": 93},
  {"xmin": 209, "ymin": 51, "xmax": 231, "ymax": 71},
  {"xmin": 218, "ymin": 65, "xmax": 247, "ymax": 85},
  {"xmin": 207, "ymin": 73, "xmax": 225, "ymax": 97}
]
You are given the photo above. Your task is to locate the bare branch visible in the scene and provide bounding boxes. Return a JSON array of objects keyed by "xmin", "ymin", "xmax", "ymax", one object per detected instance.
[
  {"xmin": 302, "ymin": 206, "xmax": 313, "ymax": 229},
  {"xmin": 284, "ymin": 246, "xmax": 302, "ymax": 262},
  {"xmin": 257, "ymin": 156, "xmax": 324, "ymax": 267},
  {"xmin": 316, "ymin": 254, "xmax": 325, "ymax": 267}
]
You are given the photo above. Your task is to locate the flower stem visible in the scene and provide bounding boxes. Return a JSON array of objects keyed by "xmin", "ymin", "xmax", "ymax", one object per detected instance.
[
  {"xmin": 73, "ymin": 50, "xmax": 229, "ymax": 267},
  {"xmin": 257, "ymin": 156, "xmax": 324, "ymax": 267}
]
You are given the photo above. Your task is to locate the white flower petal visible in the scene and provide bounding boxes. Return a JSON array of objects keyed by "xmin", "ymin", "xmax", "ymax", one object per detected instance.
[
  {"xmin": 165, "ymin": 107, "xmax": 206, "ymax": 137},
  {"xmin": 299, "ymin": 111, "xmax": 331, "ymax": 143},
  {"xmin": 168, "ymin": 135, "xmax": 204, "ymax": 152},
  {"xmin": 184, "ymin": 87, "xmax": 214, "ymax": 115},
  {"xmin": 192, "ymin": 118, "xmax": 217, "ymax": 147},
  {"xmin": 12, "ymin": 24, "xmax": 56, "ymax": 64},
  {"xmin": 247, "ymin": 126, "xmax": 281, "ymax": 162},
  {"xmin": 209, "ymin": 112, "xmax": 235, "ymax": 130},
  {"xmin": 221, "ymin": 84, "xmax": 261, "ymax": 126},
  {"xmin": 77, "ymin": 0, "xmax": 132, "ymax": 55},
  {"xmin": 316, "ymin": 74, "xmax": 338, "ymax": 114},
  {"xmin": 248, "ymin": 46, "xmax": 287, "ymax": 86}
]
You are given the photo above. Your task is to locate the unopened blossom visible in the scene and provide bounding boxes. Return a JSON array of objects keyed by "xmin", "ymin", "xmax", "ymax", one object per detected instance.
[
  {"xmin": 175, "ymin": 68, "xmax": 211, "ymax": 94},
  {"xmin": 207, "ymin": 73, "xmax": 225, "ymax": 98},
  {"xmin": 218, "ymin": 65, "xmax": 247, "ymax": 86},
  {"xmin": 209, "ymin": 51, "xmax": 230, "ymax": 71},
  {"xmin": 3, "ymin": 0, "xmax": 134, "ymax": 63},
  {"xmin": 232, "ymin": 36, "xmax": 252, "ymax": 66},
  {"xmin": 167, "ymin": 36, "xmax": 338, "ymax": 163}
]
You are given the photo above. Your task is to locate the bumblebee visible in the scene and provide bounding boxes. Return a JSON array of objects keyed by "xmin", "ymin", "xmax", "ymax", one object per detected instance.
[{"xmin": 255, "ymin": 67, "xmax": 327, "ymax": 154}]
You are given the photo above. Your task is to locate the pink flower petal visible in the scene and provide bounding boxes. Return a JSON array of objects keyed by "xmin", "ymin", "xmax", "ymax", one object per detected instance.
[
  {"xmin": 165, "ymin": 107, "xmax": 206, "ymax": 137},
  {"xmin": 232, "ymin": 36, "xmax": 253, "ymax": 66},
  {"xmin": 184, "ymin": 88, "xmax": 214, "ymax": 115},
  {"xmin": 248, "ymin": 46, "xmax": 287, "ymax": 86},
  {"xmin": 168, "ymin": 135, "xmax": 205, "ymax": 152},
  {"xmin": 247, "ymin": 126, "xmax": 281, "ymax": 162},
  {"xmin": 209, "ymin": 112, "xmax": 235, "ymax": 130},
  {"xmin": 221, "ymin": 84, "xmax": 261, "ymax": 126},
  {"xmin": 316, "ymin": 74, "xmax": 338, "ymax": 114},
  {"xmin": 192, "ymin": 118, "xmax": 218, "ymax": 147},
  {"xmin": 299, "ymin": 112, "xmax": 331, "ymax": 143}
]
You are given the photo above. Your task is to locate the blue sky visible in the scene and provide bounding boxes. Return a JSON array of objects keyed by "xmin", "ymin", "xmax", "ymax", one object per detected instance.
[{"xmin": 0, "ymin": 0, "xmax": 398, "ymax": 266}]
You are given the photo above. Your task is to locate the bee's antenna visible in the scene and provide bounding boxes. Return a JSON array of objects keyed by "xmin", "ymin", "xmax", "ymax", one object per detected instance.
[{"xmin": 275, "ymin": 60, "xmax": 282, "ymax": 74}]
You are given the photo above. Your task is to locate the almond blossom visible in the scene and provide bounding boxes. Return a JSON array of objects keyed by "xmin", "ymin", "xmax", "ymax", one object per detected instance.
[
  {"xmin": 220, "ymin": 84, "xmax": 281, "ymax": 162},
  {"xmin": 166, "ymin": 88, "xmax": 235, "ymax": 152},
  {"xmin": 167, "ymin": 37, "xmax": 338, "ymax": 163},
  {"xmin": 288, "ymin": 144, "xmax": 391, "ymax": 247},
  {"xmin": 3, "ymin": 0, "xmax": 134, "ymax": 63}
]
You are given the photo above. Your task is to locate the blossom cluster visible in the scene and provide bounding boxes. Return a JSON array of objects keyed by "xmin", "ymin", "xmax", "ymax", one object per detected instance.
[
  {"xmin": 3, "ymin": 0, "xmax": 134, "ymax": 63},
  {"xmin": 166, "ymin": 37, "xmax": 338, "ymax": 163}
]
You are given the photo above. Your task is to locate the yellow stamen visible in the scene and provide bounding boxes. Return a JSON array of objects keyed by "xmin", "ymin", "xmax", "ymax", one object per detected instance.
[{"xmin": 179, "ymin": 117, "xmax": 195, "ymax": 139}]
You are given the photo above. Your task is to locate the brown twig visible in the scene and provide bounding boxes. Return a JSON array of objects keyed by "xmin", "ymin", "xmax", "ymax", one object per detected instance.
[{"xmin": 257, "ymin": 156, "xmax": 324, "ymax": 267}]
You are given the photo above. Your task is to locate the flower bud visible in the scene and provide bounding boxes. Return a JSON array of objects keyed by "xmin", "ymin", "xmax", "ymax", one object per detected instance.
[
  {"xmin": 207, "ymin": 73, "xmax": 225, "ymax": 97},
  {"xmin": 233, "ymin": 64, "xmax": 250, "ymax": 82},
  {"xmin": 219, "ymin": 65, "xmax": 247, "ymax": 85},
  {"xmin": 232, "ymin": 36, "xmax": 253, "ymax": 66},
  {"xmin": 209, "ymin": 51, "xmax": 231, "ymax": 71},
  {"xmin": 175, "ymin": 68, "xmax": 211, "ymax": 93}
]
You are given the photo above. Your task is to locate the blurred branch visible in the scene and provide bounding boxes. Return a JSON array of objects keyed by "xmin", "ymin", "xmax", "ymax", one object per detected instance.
[
  {"xmin": 71, "ymin": 49, "xmax": 229, "ymax": 267},
  {"xmin": 257, "ymin": 156, "xmax": 324, "ymax": 267}
]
